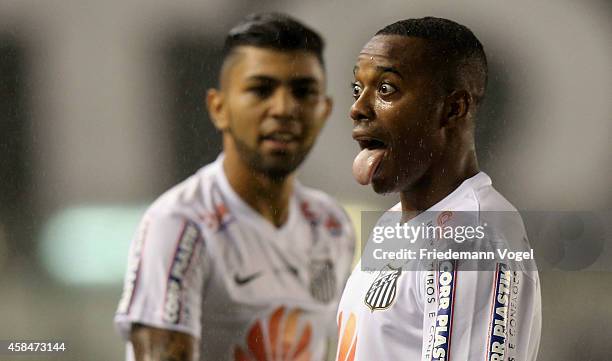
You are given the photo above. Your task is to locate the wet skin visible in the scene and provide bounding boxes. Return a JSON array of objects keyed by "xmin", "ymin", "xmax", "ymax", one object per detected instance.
[{"xmin": 351, "ymin": 35, "xmax": 478, "ymax": 211}]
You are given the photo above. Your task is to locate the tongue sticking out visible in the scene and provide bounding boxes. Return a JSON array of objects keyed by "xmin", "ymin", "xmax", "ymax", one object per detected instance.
[{"xmin": 352, "ymin": 148, "xmax": 385, "ymax": 185}]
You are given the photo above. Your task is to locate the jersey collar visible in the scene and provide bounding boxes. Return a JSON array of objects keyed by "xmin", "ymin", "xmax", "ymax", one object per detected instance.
[
  {"xmin": 389, "ymin": 171, "xmax": 492, "ymax": 212},
  {"xmin": 210, "ymin": 153, "xmax": 300, "ymax": 234}
]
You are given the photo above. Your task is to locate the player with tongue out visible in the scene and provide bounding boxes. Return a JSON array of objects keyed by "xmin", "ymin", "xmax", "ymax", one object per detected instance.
[
  {"xmin": 348, "ymin": 20, "xmax": 481, "ymax": 206},
  {"xmin": 336, "ymin": 17, "xmax": 541, "ymax": 361}
]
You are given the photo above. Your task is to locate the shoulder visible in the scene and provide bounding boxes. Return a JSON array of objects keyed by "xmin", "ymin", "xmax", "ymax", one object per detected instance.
[
  {"xmin": 128, "ymin": 167, "xmax": 216, "ymax": 266},
  {"xmin": 146, "ymin": 163, "xmax": 219, "ymax": 223},
  {"xmin": 295, "ymin": 184, "xmax": 353, "ymax": 228},
  {"xmin": 471, "ymin": 178, "xmax": 524, "ymax": 233},
  {"xmin": 470, "ymin": 175, "xmax": 537, "ymax": 277},
  {"xmin": 295, "ymin": 184, "xmax": 356, "ymax": 256},
  {"xmin": 463, "ymin": 173, "xmax": 524, "ymax": 232},
  {"xmin": 472, "ymin": 184, "xmax": 518, "ymax": 213}
]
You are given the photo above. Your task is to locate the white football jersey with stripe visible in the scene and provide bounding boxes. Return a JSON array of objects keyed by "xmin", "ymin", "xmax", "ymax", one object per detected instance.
[
  {"xmin": 336, "ymin": 172, "xmax": 541, "ymax": 361},
  {"xmin": 115, "ymin": 155, "xmax": 355, "ymax": 361}
]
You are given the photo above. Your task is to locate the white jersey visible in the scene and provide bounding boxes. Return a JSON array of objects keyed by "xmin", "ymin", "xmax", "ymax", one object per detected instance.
[
  {"xmin": 115, "ymin": 155, "xmax": 355, "ymax": 361},
  {"xmin": 336, "ymin": 172, "xmax": 541, "ymax": 361}
]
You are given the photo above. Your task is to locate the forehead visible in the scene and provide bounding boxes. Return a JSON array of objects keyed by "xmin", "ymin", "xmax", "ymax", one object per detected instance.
[
  {"xmin": 225, "ymin": 46, "xmax": 325, "ymax": 83},
  {"xmin": 355, "ymin": 35, "xmax": 434, "ymax": 76}
]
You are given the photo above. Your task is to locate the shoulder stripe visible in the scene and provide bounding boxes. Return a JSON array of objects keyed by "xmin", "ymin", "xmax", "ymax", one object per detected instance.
[{"xmin": 116, "ymin": 217, "xmax": 149, "ymax": 315}]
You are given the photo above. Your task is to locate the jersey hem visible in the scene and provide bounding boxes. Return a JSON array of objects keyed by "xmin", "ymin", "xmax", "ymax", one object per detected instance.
[{"xmin": 114, "ymin": 314, "xmax": 200, "ymax": 340}]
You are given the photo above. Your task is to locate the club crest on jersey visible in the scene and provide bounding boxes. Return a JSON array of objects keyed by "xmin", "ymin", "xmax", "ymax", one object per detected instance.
[
  {"xmin": 432, "ymin": 260, "xmax": 457, "ymax": 361},
  {"xmin": 162, "ymin": 221, "xmax": 201, "ymax": 324},
  {"xmin": 488, "ymin": 263, "xmax": 511, "ymax": 361},
  {"xmin": 309, "ymin": 259, "xmax": 336, "ymax": 303},
  {"xmin": 364, "ymin": 266, "xmax": 402, "ymax": 311}
]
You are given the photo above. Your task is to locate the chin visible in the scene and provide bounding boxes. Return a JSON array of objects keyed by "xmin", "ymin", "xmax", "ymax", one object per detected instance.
[
  {"xmin": 370, "ymin": 177, "xmax": 396, "ymax": 195},
  {"xmin": 259, "ymin": 157, "xmax": 302, "ymax": 179}
]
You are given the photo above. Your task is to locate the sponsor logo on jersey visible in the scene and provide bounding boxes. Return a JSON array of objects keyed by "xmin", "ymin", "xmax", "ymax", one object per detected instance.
[
  {"xmin": 505, "ymin": 271, "xmax": 521, "ymax": 360},
  {"xmin": 300, "ymin": 201, "xmax": 319, "ymax": 225},
  {"xmin": 325, "ymin": 215, "xmax": 343, "ymax": 237},
  {"xmin": 117, "ymin": 217, "xmax": 149, "ymax": 314},
  {"xmin": 487, "ymin": 263, "xmax": 511, "ymax": 361},
  {"xmin": 422, "ymin": 270, "xmax": 438, "ymax": 360},
  {"xmin": 162, "ymin": 221, "xmax": 201, "ymax": 324},
  {"xmin": 432, "ymin": 260, "xmax": 457, "ymax": 361},
  {"xmin": 202, "ymin": 202, "xmax": 234, "ymax": 232},
  {"xmin": 364, "ymin": 266, "xmax": 402, "ymax": 311},
  {"xmin": 309, "ymin": 259, "xmax": 336, "ymax": 303},
  {"xmin": 213, "ymin": 203, "xmax": 233, "ymax": 231},
  {"xmin": 336, "ymin": 311, "xmax": 357, "ymax": 361},
  {"xmin": 234, "ymin": 271, "xmax": 262, "ymax": 286},
  {"xmin": 201, "ymin": 183, "xmax": 235, "ymax": 231},
  {"xmin": 234, "ymin": 306, "xmax": 313, "ymax": 361},
  {"xmin": 437, "ymin": 211, "xmax": 453, "ymax": 227}
]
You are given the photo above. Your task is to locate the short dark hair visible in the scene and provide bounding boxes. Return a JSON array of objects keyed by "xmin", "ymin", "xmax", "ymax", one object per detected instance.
[
  {"xmin": 223, "ymin": 12, "xmax": 325, "ymax": 66},
  {"xmin": 377, "ymin": 17, "xmax": 488, "ymax": 103}
]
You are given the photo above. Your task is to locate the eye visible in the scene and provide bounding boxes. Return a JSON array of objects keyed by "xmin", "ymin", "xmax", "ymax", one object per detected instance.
[
  {"xmin": 247, "ymin": 85, "xmax": 273, "ymax": 98},
  {"xmin": 292, "ymin": 85, "xmax": 319, "ymax": 100},
  {"xmin": 379, "ymin": 82, "xmax": 396, "ymax": 96},
  {"xmin": 351, "ymin": 82, "xmax": 362, "ymax": 99}
]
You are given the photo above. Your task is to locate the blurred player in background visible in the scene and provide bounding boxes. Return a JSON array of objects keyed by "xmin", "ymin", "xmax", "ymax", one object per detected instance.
[
  {"xmin": 115, "ymin": 13, "xmax": 355, "ymax": 361},
  {"xmin": 336, "ymin": 17, "xmax": 541, "ymax": 360}
]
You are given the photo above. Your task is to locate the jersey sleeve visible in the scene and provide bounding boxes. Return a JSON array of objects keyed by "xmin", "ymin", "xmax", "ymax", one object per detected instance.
[
  {"xmin": 114, "ymin": 209, "xmax": 209, "ymax": 340},
  {"xmin": 420, "ymin": 261, "xmax": 541, "ymax": 361},
  {"xmin": 324, "ymin": 206, "xmax": 357, "ymax": 352},
  {"xmin": 339, "ymin": 208, "xmax": 357, "ymax": 285}
]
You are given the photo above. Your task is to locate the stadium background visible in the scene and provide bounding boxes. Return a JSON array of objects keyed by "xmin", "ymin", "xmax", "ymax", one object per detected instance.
[{"xmin": 0, "ymin": 0, "xmax": 610, "ymax": 360}]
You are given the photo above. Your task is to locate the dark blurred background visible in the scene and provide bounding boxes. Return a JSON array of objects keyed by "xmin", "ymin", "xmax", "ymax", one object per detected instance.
[{"xmin": 0, "ymin": 0, "xmax": 610, "ymax": 360}]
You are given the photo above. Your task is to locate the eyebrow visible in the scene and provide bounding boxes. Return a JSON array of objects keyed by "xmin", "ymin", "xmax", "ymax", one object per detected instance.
[
  {"xmin": 377, "ymin": 66, "xmax": 403, "ymax": 78},
  {"xmin": 353, "ymin": 65, "xmax": 403, "ymax": 79},
  {"xmin": 245, "ymin": 75, "xmax": 278, "ymax": 84},
  {"xmin": 245, "ymin": 75, "xmax": 319, "ymax": 85}
]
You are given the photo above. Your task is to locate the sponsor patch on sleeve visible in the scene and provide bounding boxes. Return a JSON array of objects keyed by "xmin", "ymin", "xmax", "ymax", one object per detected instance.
[
  {"xmin": 431, "ymin": 260, "xmax": 457, "ymax": 361},
  {"xmin": 487, "ymin": 263, "xmax": 511, "ymax": 361},
  {"xmin": 162, "ymin": 221, "xmax": 202, "ymax": 324}
]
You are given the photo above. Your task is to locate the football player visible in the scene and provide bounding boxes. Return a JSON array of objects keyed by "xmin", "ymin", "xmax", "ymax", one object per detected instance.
[
  {"xmin": 336, "ymin": 17, "xmax": 541, "ymax": 361},
  {"xmin": 115, "ymin": 13, "xmax": 355, "ymax": 361}
]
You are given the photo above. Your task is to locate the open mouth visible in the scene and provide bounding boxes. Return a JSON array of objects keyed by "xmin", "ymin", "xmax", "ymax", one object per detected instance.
[
  {"xmin": 262, "ymin": 132, "xmax": 299, "ymax": 143},
  {"xmin": 260, "ymin": 131, "xmax": 301, "ymax": 153},
  {"xmin": 356, "ymin": 137, "xmax": 387, "ymax": 150},
  {"xmin": 352, "ymin": 135, "xmax": 388, "ymax": 186}
]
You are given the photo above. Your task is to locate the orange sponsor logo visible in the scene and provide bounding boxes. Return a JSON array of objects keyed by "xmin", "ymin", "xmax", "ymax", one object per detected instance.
[
  {"xmin": 235, "ymin": 306, "xmax": 312, "ymax": 361},
  {"xmin": 335, "ymin": 312, "xmax": 357, "ymax": 361}
]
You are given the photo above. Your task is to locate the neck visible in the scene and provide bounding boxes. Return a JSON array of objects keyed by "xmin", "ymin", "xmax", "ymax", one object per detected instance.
[
  {"xmin": 222, "ymin": 150, "xmax": 294, "ymax": 228},
  {"xmin": 400, "ymin": 150, "xmax": 479, "ymax": 213}
]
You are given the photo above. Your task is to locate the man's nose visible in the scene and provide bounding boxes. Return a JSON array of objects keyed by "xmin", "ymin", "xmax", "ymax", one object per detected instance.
[
  {"xmin": 350, "ymin": 90, "xmax": 374, "ymax": 123},
  {"xmin": 269, "ymin": 87, "xmax": 299, "ymax": 121}
]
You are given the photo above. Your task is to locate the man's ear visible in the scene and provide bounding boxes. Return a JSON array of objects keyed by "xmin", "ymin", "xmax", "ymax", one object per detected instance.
[
  {"xmin": 321, "ymin": 95, "xmax": 333, "ymax": 124},
  {"xmin": 206, "ymin": 88, "xmax": 228, "ymax": 131},
  {"xmin": 441, "ymin": 89, "xmax": 472, "ymax": 128},
  {"xmin": 311, "ymin": 95, "xmax": 333, "ymax": 130}
]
